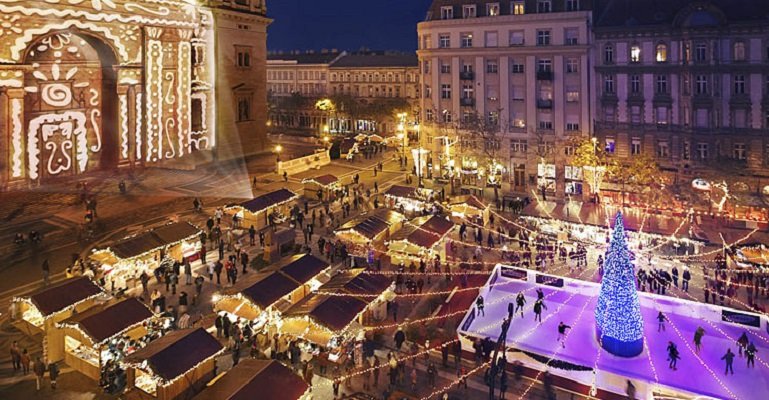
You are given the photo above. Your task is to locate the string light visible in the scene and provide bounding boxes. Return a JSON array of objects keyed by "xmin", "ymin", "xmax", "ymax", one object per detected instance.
[{"xmin": 418, "ymin": 361, "xmax": 489, "ymax": 400}]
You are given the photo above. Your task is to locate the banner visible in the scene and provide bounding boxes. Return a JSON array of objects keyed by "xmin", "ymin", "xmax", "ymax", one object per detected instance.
[
  {"xmin": 500, "ymin": 266, "xmax": 528, "ymax": 280},
  {"xmin": 536, "ymin": 274, "xmax": 564, "ymax": 288},
  {"xmin": 722, "ymin": 309, "xmax": 761, "ymax": 328}
]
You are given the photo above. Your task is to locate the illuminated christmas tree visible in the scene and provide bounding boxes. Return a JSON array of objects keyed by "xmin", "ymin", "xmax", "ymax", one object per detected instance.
[{"xmin": 595, "ymin": 212, "xmax": 644, "ymax": 357}]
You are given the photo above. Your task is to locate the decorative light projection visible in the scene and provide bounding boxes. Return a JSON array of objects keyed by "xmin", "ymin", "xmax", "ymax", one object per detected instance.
[
  {"xmin": 145, "ymin": 28, "xmax": 163, "ymax": 162},
  {"xmin": 176, "ymin": 35, "xmax": 192, "ymax": 157},
  {"xmin": 135, "ymin": 92, "xmax": 143, "ymax": 160},
  {"xmin": 595, "ymin": 212, "xmax": 644, "ymax": 357},
  {"xmin": 119, "ymin": 94, "xmax": 129, "ymax": 159},
  {"xmin": 10, "ymin": 98, "xmax": 23, "ymax": 177}
]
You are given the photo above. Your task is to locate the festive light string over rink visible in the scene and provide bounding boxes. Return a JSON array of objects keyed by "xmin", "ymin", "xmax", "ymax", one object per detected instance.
[{"xmin": 419, "ymin": 362, "xmax": 489, "ymax": 400}]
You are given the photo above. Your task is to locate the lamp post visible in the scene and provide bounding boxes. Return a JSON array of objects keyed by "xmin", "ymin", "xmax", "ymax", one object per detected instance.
[
  {"xmin": 274, "ymin": 144, "xmax": 283, "ymax": 173},
  {"xmin": 397, "ymin": 132, "xmax": 406, "ymax": 171},
  {"xmin": 591, "ymin": 137, "xmax": 599, "ymax": 204}
]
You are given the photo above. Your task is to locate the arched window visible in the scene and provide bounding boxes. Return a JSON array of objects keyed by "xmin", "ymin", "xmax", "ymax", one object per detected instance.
[
  {"xmin": 656, "ymin": 43, "xmax": 668, "ymax": 62},
  {"xmin": 733, "ymin": 41, "xmax": 746, "ymax": 61}
]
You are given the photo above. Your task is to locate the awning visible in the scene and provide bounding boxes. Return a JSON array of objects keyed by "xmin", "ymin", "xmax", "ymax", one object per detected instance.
[
  {"xmin": 240, "ymin": 189, "xmax": 298, "ymax": 214},
  {"xmin": 194, "ymin": 359, "xmax": 309, "ymax": 400},
  {"xmin": 448, "ymin": 195, "xmax": 488, "ymax": 211},
  {"xmin": 336, "ymin": 209, "xmax": 404, "ymax": 240},
  {"xmin": 239, "ymin": 272, "xmax": 300, "ymax": 310},
  {"xmin": 392, "ymin": 216, "xmax": 454, "ymax": 249},
  {"xmin": 108, "ymin": 222, "xmax": 201, "ymax": 260},
  {"xmin": 385, "ymin": 185, "xmax": 418, "ymax": 199},
  {"xmin": 302, "ymin": 175, "xmax": 339, "ymax": 187},
  {"xmin": 59, "ymin": 298, "xmax": 153, "ymax": 345},
  {"xmin": 22, "ymin": 277, "xmax": 103, "ymax": 317},
  {"xmin": 279, "ymin": 254, "xmax": 329, "ymax": 284},
  {"xmin": 125, "ymin": 328, "xmax": 223, "ymax": 383}
]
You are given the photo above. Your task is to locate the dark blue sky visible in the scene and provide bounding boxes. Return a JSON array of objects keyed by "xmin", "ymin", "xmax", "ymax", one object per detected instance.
[{"xmin": 267, "ymin": 0, "xmax": 433, "ymax": 52}]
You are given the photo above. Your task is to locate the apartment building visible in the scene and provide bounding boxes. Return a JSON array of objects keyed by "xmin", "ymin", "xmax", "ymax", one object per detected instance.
[
  {"xmin": 593, "ymin": 0, "xmax": 769, "ymax": 198},
  {"xmin": 418, "ymin": 0, "xmax": 594, "ymax": 196}
]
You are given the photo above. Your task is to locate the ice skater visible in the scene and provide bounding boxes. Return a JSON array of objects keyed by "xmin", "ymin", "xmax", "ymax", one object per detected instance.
[
  {"xmin": 694, "ymin": 326, "xmax": 706, "ymax": 353},
  {"xmin": 746, "ymin": 342, "xmax": 757, "ymax": 368},
  {"xmin": 667, "ymin": 341, "xmax": 680, "ymax": 370},
  {"xmin": 721, "ymin": 348, "xmax": 735, "ymax": 375},
  {"xmin": 514, "ymin": 292, "xmax": 526, "ymax": 318},
  {"xmin": 476, "ymin": 295, "xmax": 485, "ymax": 317},
  {"xmin": 557, "ymin": 322, "xmax": 571, "ymax": 347},
  {"xmin": 657, "ymin": 311, "xmax": 666, "ymax": 332},
  {"xmin": 737, "ymin": 332, "xmax": 749, "ymax": 356},
  {"xmin": 533, "ymin": 298, "xmax": 547, "ymax": 323}
]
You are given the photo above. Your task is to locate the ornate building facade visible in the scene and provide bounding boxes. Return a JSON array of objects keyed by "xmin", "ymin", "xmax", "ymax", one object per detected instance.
[{"xmin": 0, "ymin": 0, "xmax": 270, "ymax": 188}]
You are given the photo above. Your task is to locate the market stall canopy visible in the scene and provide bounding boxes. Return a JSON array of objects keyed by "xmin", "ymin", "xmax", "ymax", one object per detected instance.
[
  {"xmin": 301, "ymin": 174, "xmax": 339, "ymax": 188},
  {"xmin": 108, "ymin": 222, "xmax": 200, "ymax": 260},
  {"xmin": 240, "ymin": 189, "xmax": 298, "ymax": 214},
  {"xmin": 391, "ymin": 216, "xmax": 455, "ymax": 249},
  {"xmin": 320, "ymin": 268, "xmax": 392, "ymax": 296},
  {"xmin": 448, "ymin": 195, "xmax": 488, "ymax": 211},
  {"xmin": 279, "ymin": 254, "xmax": 329, "ymax": 284},
  {"xmin": 336, "ymin": 209, "xmax": 404, "ymax": 240},
  {"xmin": 59, "ymin": 297, "xmax": 153, "ymax": 345},
  {"xmin": 194, "ymin": 359, "xmax": 309, "ymax": 400},
  {"xmin": 125, "ymin": 328, "xmax": 223, "ymax": 382},
  {"xmin": 286, "ymin": 295, "xmax": 368, "ymax": 332},
  {"xmin": 385, "ymin": 185, "xmax": 419, "ymax": 199},
  {"xmin": 22, "ymin": 277, "xmax": 103, "ymax": 317},
  {"xmin": 239, "ymin": 272, "xmax": 300, "ymax": 310}
]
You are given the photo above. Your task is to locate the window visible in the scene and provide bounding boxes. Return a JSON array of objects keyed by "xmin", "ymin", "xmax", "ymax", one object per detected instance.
[
  {"xmin": 734, "ymin": 109, "xmax": 747, "ymax": 128},
  {"xmin": 696, "ymin": 143, "xmax": 709, "ymax": 160},
  {"xmin": 537, "ymin": 58, "xmax": 552, "ymax": 72},
  {"xmin": 441, "ymin": 6, "xmax": 453, "ymax": 19},
  {"xmin": 566, "ymin": 0, "xmax": 580, "ymax": 11},
  {"xmin": 630, "ymin": 105, "xmax": 642, "ymax": 124},
  {"xmin": 425, "ymin": 109, "xmax": 433, "ymax": 121},
  {"xmin": 631, "ymin": 138, "xmax": 641, "ymax": 155},
  {"xmin": 512, "ymin": 85, "xmax": 525, "ymax": 101},
  {"xmin": 565, "ymin": 28, "xmax": 578, "ymax": 45},
  {"xmin": 485, "ymin": 31, "xmax": 498, "ymax": 47},
  {"xmin": 511, "ymin": 62, "xmax": 524, "ymax": 73},
  {"xmin": 486, "ymin": 59, "xmax": 498, "ymax": 73},
  {"xmin": 734, "ymin": 41, "xmax": 746, "ymax": 61},
  {"xmin": 566, "ymin": 121, "xmax": 580, "ymax": 131},
  {"xmin": 488, "ymin": 111, "xmax": 499, "ymax": 125},
  {"xmin": 441, "ymin": 84, "xmax": 452, "ymax": 99},
  {"xmin": 509, "ymin": 31, "xmax": 524, "ymax": 46},
  {"xmin": 237, "ymin": 96, "xmax": 251, "ymax": 121},
  {"xmin": 538, "ymin": 115, "xmax": 553, "ymax": 130},
  {"xmin": 462, "ymin": 84, "xmax": 474, "ymax": 99},
  {"xmin": 656, "ymin": 75, "xmax": 668, "ymax": 94},
  {"xmin": 734, "ymin": 74, "xmax": 746, "ymax": 95},
  {"xmin": 564, "ymin": 146, "xmax": 576, "ymax": 157},
  {"xmin": 604, "ymin": 75, "xmax": 615, "ymax": 94},
  {"xmin": 536, "ymin": 30, "xmax": 551, "ymax": 46},
  {"xmin": 442, "ymin": 110, "xmax": 453, "ymax": 123},
  {"xmin": 734, "ymin": 143, "xmax": 747, "ymax": 160},
  {"xmin": 462, "ymin": 4, "xmax": 476, "ymax": 18},
  {"xmin": 605, "ymin": 138, "xmax": 616, "ymax": 154},
  {"xmin": 440, "ymin": 61, "xmax": 451, "ymax": 74},
  {"xmin": 695, "ymin": 43, "xmax": 707, "ymax": 62},
  {"xmin": 422, "ymin": 35, "xmax": 431, "ymax": 49},
  {"xmin": 462, "ymin": 63, "xmax": 473, "ymax": 73},
  {"xmin": 510, "ymin": 139, "xmax": 528, "ymax": 153},
  {"xmin": 537, "ymin": 0, "xmax": 552, "ymax": 13},
  {"xmin": 461, "ymin": 33, "xmax": 473, "ymax": 48},
  {"xmin": 656, "ymin": 43, "xmax": 668, "ymax": 62},
  {"xmin": 604, "ymin": 44, "xmax": 614, "ymax": 64},
  {"xmin": 486, "ymin": 3, "xmax": 500, "ymax": 16},
  {"xmin": 656, "ymin": 107, "xmax": 669, "ymax": 125},
  {"xmin": 695, "ymin": 75, "xmax": 708, "ymax": 95},
  {"xmin": 439, "ymin": 34, "xmax": 450, "ymax": 48},
  {"xmin": 566, "ymin": 88, "xmax": 579, "ymax": 102},
  {"xmin": 512, "ymin": 1, "xmax": 525, "ymax": 15},
  {"xmin": 423, "ymin": 60, "xmax": 430, "ymax": 74},
  {"xmin": 630, "ymin": 45, "xmax": 641, "ymax": 63},
  {"xmin": 630, "ymin": 75, "xmax": 641, "ymax": 94},
  {"xmin": 657, "ymin": 140, "xmax": 669, "ymax": 158},
  {"xmin": 236, "ymin": 46, "xmax": 252, "ymax": 68},
  {"xmin": 566, "ymin": 58, "xmax": 579, "ymax": 73}
]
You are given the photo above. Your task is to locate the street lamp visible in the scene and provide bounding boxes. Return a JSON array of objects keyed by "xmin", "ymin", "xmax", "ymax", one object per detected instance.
[
  {"xmin": 274, "ymin": 144, "xmax": 283, "ymax": 173},
  {"xmin": 397, "ymin": 132, "xmax": 406, "ymax": 171}
]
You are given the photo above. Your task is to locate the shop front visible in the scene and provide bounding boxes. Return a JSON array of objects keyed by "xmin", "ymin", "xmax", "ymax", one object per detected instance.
[
  {"xmin": 384, "ymin": 185, "xmax": 436, "ymax": 216},
  {"xmin": 125, "ymin": 328, "xmax": 224, "ymax": 400},
  {"xmin": 335, "ymin": 209, "xmax": 405, "ymax": 256},
  {"xmin": 301, "ymin": 174, "xmax": 339, "ymax": 202},
  {"xmin": 388, "ymin": 215, "xmax": 455, "ymax": 266},
  {"xmin": 51, "ymin": 298, "xmax": 157, "ymax": 383},
  {"xmin": 10, "ymin": 277, "xmax": 105, "ymax": 337},
  {"xmin": 446, "ymin": 195, "xmax": 490, "ymax": 226},
  {"xmin": 90, "ymin": 222, "xmax": 201, "ymax": 292},
  {"xmin": 194, "ymin": 359, "xmax": 311, "ymax": 400},
  {"xmin": 228, "ymin": 189, "xmax": 299, "ymax": 231}
]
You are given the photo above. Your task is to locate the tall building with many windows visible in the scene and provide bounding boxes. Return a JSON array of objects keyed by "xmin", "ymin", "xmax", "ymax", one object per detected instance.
[
  {"xmin": 418, "ymin": 0, "xmax": 594, "ymax": 196},
  {"xmin": 593, "ymin": 0, "xmax": 769, "ymax": 199}
]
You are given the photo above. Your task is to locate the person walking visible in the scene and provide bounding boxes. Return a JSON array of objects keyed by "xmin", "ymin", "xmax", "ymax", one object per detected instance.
[
  {"xmin": 19, "ymin": 349, "xmax": 30, "ymax": 375},
  {"xmin": 499, "ymin": 371, "xmax": 509, "ymax": 400},
  {"xmin": 372, "ymin": 356, "xmax": 380, "ymax": 388},
  {"xmin": 394, "ymin": 328, "xmax": 406, "ymax": 350},
  {"xmin": 694, "ymin": 326, "xmax": 706, "ymax": 353},
  {"xmin": 533, "ymin": 299, "xmax": 547, "ymax": 323},
  {"xmin": 48, "ymin": 361, "xmax": 59, "ymax": 389},
  {"xmin": 721, "ymin": 348, "xmax": 735, "ymax": 375},
  {"xmin": 657, "ymin": 311, "xmax": 666, "ymax": 332},
  {"xmin": 410, "ymin": 367, "xmax": 418, "ymax": 391},
  {"xmin": 10, "ymin": 341, "xmax": 21, "ymax": 373},
  {"xmin": 746, "ymin": 342, "xmax": 757, "ymax": 368},
  {"xmin": 184, "ymin": 258, "xmax": 192, "ymax": 285},
  {"xmin": 557, "ymin": 322, "xmax": 571, "ymax": 347},
  {"xmin": 33, "ymin": 357, "xmax": 46, "ymax": 391},
  {"xmin": 476, "ymin": 295, "xmax": 485, "ymax": 317},
  {"xmin": 441, "ymin": 342, "xmax": 450, "ymax": 367},
  {"xmin": 515, "ymin": 292, "xmax": 526, "ymax": 318},
  {"xmin": 682, "ymin": 267, "xmax": 691, "ymax": 292},
  {"xmin": 427, "ymin": 362, "xmax": 437, "ymax": 388},
  {"xmin": 241, "ymin": 251, "xmax": 249, "ymax": 274}
]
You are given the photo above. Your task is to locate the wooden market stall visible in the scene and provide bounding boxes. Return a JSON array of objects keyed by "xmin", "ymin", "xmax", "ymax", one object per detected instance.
[
  {"xmin": 50, "ymin": 297, "xmax": 156, "ymax": 381},
  {"xmin": 90, "ymin": 222, "xmax": 201, "ymax": 292},
  {"xmin": 214, "ymin": 254, "xmax": 331, "ymax": 328},
  {"xmin": 279, "ymin": 269, "xmax": 393, "ymax": 362},
  {"xmin": 10, "ymin": 277, "xmax": 106, "ymax": 336},
  {"xmin": 229, "ymin": 189, "xmax": 299, "ymax": 231},
  {"xmin": 124, "ymin": 328, "xmax": 224, "ymax": 400},
  {"xmin": 334, "ymin": 209, "xmax": 405, "ymax": 255},
  {"xmin": 194, "ymin": 359, "xmax": 310, "ymax": 400},
  {"xmin": 301, "ymin": 174, "xmax": 339, "ymax": 202},
  {"xmin": 384, "ymin": 185, "xmax": 436, "ymax": 216},
  {"xmin": 388, "ymin": 215, "xmax": 456, "ymax": 266},
  {"xmin": 447, "ymin": 195, "xmax": 490, "ymax": 225}
]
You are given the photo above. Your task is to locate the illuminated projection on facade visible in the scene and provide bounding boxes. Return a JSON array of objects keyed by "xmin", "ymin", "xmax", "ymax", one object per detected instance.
[{"xmin": 0, "ymin": 0, "xmax": 218, "ymax": 183}]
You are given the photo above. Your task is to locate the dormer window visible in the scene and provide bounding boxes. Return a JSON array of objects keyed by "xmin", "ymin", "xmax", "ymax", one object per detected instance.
[
  {"xmin": 441, "ymin": 6, "xmax": 453, "ymax": 19},
  {"xmin": 462, "ymin": 4, "xmax": 476, "ymax": 18},
  {"xmin": 486, "ymin": 3, "xmax": 500, "ymax": 16}
]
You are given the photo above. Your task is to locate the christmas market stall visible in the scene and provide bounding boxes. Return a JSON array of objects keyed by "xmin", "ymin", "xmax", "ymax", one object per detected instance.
[
  {"xmin": 278, "ymin": 268, "xmax": 393, "ymax": 364},
  {"xmin": 49, "ymin": 297, "xmax": 156, "ymax": 382},
  {"xmin": 194, "ymin": 359, "xmax": 310, "ymax": 400},
  {"xmin": 228, "ymin": 189, "xmax": 299, "ymax": 230},
  {"xmin": 124, "ymin": 328, "xmax": 224, "ymax": 400},
  {"xmin": 90, "ymin": 222, "xmax": 201, "ymax": 292},
  {"xmin": 334, "ymin": 209, "xmax": 405, "ymax": 255},
  {"xmin": 728, "ymin": 243, "xmax": 769, "ymax": 270},
  {"xmin": 446, "ymin": 195, "xmax": 490, "ymax": 225},
  {"xmin": 301, "ymin": 174, "xmax": 339, "ymax": 202},
  {"xmin": 387, "ymin": 215, "xmax": 455, "ymax": 266},
  {"xmin": 384, "ymin": 185, "xmax": 436, "ymax": 216},
  {"xmin": 10, "ymin": 277, "xmax": 106, "ymax": 336},
  {"xmin": 213, "ymin": 254, "xmax": 331, "ymax": 331}
]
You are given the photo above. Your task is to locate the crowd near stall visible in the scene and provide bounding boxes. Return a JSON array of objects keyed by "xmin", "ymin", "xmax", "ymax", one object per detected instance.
[
  {"xmin": 302, "ymin": 174, "xmax": 340, "ymax": 202},
  {"xmin": 227, "ymin": 189, "xmax": 299, "ymax": 231},
  {"xmin": 384, "ymin": 185, "xmax": 436, "ymax": 216},
  {"xmin": 446, "ymin": 195, "xmax": 490, "ymax": 226},
  {"xmin": 388, "ymin": 215, "xmax": 455, "ymax": 266},
  {"xmin": 334, "ymin": 209, "xmax": 405, "ymax": 255}
]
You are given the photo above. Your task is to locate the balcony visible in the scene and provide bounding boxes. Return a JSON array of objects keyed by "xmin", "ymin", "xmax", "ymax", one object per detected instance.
[
  {"xmin": 459, "ymin": 71, "xmax": 475, "ymax": 80},
  {"xmin": 536, "ymin": 99, "xmax": 553, "ymax": 109},
  {"xmin": 460, "ymin": 97, "xmax": 475, "ymax": 107},
  {"xmin": 536, "ymin": 70, "xmax": 553, "ymax": 81}
]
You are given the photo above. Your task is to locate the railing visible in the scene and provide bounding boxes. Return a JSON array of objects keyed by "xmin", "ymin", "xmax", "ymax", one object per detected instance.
[
  {"xmin": 536, "ymin": 99, "xmax": 553, "ymax": 109},
  {"xmin": 459, "ymin": 71, "xmax": 475, "ymax": 80},
  {"xmin": 460, "ymin": 97, "xmax": 475, "ymax": 107},
  {"xmin": 536, "ymin": 70, "xmax": 553, "ymax": 80}
]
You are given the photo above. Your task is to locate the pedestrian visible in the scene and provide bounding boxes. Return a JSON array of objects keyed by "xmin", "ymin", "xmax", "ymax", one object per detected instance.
[
  {"xmin": 373, "ymin": 356, "xmax": 380, "ymax": 388},
  {"xmin": 249, "ymin": 225, "xmax": 256, "ymax": 246},
  {"xmin": 499, "ymin": 371, "xmax": 508, "ymax": 400},
  {"xmin": 694, "ymin": 326, "xmax": 705, "ymax": 353},
  {"xmin": 515, "ymin": 292, "xmax": 526, "ymax": 318},
  {"xmin": 33, "ymin": 357, "xmax": 46, "ymax": 391},
  {"xmin": 215, "ymin": 313, "xmax": 224, "ymax": 338},
  {"xmin": 682, "ymin": 267, "xmax": 691, "ymax": 292},
  {"xmin": 557, "ymin": 322, "xmax": 571, "ymax": 347},
  {"xmin": 625, "ymin": 380, "xmax": 637, "ymax": 400},
  {"xmin": 746, "ymin": 342, "xmax": 757, "ymax": 368},
  {"xmin": 20, "ymin": 348, "xmax": 30, "ymax": 374},
  {"xmin": 42, "ymin": 259, "xmax": 50, "ymax": 286},
  {"xmin": 410, "ymin": 367, "xmax": 417, "ymax": 391},
  {"xmin": 241, "ymin": 251, "xmax": 249, "ymax": 274},
  {"xmin": 47, "ymin": 361, "xmax": 59, "ymax": 389},
  {"xmin": 453, "ymin": 340, "xmax": 462, "ymax": 369},
  {"xmin": 427, "ymin": 362, "xmax": 437, "ymax": 388},
  {"xmin": 184, "ymin": 258, "xmax": 192, "ymax": 285},
  {"xmin": 441, "ymin": 342, "xmax": 450, "ymax": 367},
  {"xmin": 476, "ymin": 295, "xmax": 485, "ymax": 317},
  {"xmin": 394, "ymin": 328, "xmax": 406, "ymax": 350},
  {"xmin": 10, "ymin": 341, "xmax": 21, "ymax": 372},
  {"xmin": 533, "ymin": 299, "xmax": 547, "ymax": 323},
  {"xmin": 721, "ymin": 348, "xmax": 735, "ymax": 375},
  {"xmin": 657, "ymin": 311, "xmax": 666, "ymax": 332}
]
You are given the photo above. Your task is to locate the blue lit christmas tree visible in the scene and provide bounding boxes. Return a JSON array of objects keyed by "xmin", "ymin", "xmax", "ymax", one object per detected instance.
[{"xmin": 595, "ymin": 212, "xmax": 644, "ymax": 357}]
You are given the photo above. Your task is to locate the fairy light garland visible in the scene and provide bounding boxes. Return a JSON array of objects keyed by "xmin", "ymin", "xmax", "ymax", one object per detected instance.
[
  {"xmin": 13, "ymin": 291, "xmax": 108, "ymax": 323},
  {"xmin": 419, "ymin": 361, "xmax": 489, "ymax": 400},
  {"xmin": 317, "ymin": 279, "xmax": 518, "ymax": 299},
  {"xmin": 124, "ymin": 346, "xmax": 226, "ymax": 389}
]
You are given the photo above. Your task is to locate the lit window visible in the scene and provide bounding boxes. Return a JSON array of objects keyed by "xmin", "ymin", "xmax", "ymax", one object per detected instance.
[
  {"xmin": 734, "ymin": 41, "xmax": 746, "ymax": 61},
  {"xmin": 461, "ymin": 33, "xmax": 473, "ymax": 48},
  {"xmin": 734, "ymin": 143, "xmax": 747, "ymax": 160},
  {"xmin": 630, "ymin": 45, "xmax": 641, "ymax": 63},
  {"xmin": 486, "ymin": 3, "xmax": 500, "ymax": 16},
  {"xmin": 656, "ymin": 43, "xmax": 668, "ymax": 62},
  {"xmin": 631, "ymin": 138, "xmax": 641, "ymax": 155},
  {"xmin": 512, "ymin": 1, "xmax": 525, "ymax": 15},
  {"xmin": 441, "ymin": 84, "xmax": 452, "ymax": 99}
]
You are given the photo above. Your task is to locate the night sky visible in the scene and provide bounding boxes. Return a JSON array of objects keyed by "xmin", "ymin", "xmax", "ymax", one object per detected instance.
[{"xmin": 267, "ymin": 0, "xmax": 433, "ymax": 52}]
